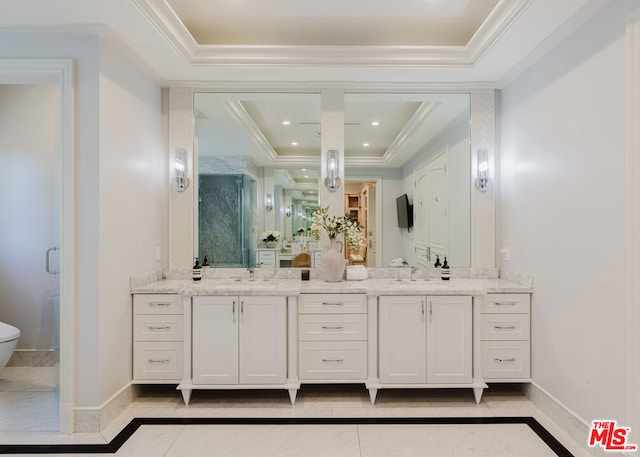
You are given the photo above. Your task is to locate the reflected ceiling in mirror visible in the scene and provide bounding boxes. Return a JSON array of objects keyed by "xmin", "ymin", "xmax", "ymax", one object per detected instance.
[{"xmin": 193, "ymin": 91, "xmax": 471, "ymax": 268}]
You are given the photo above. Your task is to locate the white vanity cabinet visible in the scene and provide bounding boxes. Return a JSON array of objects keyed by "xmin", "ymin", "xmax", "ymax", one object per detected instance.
[
  {"xmin": 378, "ymin": 295, "xmax": 472, "ymax": 385},
  {"xmin": 298, "ymin": 293, "xmax": 368, "ymax": 381},
  {"xmin": 192, "ymin": 295, "xmax": 287, "ymax": 385},
  {"xmin": 481, "ymin": 293, "xmax": 531, "ymax": 381},
  {"xmin": 133, "ymin": 294, "xmax": 184, "ymax": 382}
]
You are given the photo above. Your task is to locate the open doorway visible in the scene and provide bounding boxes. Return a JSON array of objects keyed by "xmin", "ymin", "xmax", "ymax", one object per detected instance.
[
  {"xmin": 0, "ymin": 60, "xmax": 74, "ymax": 434},
  {"xmin": 343, "ymin": 180, "xmax": 378, "ymax": 268}
]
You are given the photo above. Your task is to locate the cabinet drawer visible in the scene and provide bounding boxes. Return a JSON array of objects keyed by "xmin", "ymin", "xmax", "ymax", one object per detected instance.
[
  {"xmin": 482, "ymin": 294, "xmax": 530, "ymax": 314},
  {"xmin": 258, "ymin": 251, "xmax": 276, "ymax": 260},
  {"xmin": 481, "ymin": 314, "xmax": 530, "ymax": 341},
  {"xmin": 299, "ymin": 314, "xmax": 367, "ymax": 341},
  {"xmin": 481, "ymin": 341, "xmax": 530, "ymax": 379},
  {"xmin": 299, "ymin": 341, "xmax": 367, "ymax": 380},
  {"xmin": 299, "ymin": 294, "xmax": 367, "ymax": 314},
  {"xmin": 134, "ymin": 294, "xmax": 183, "ymax": 315},
  {"xmin": 134, "ymin": 342, "xmax": 183, "ymax": 381},
  {"xmin": 134, "ymin": 315, "xmax": 184, "ymax": 341}
]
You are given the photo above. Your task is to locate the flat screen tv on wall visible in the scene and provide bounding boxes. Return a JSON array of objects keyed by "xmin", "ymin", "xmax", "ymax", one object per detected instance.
[{"xmin": 396, "ymin": 194, "xmax": 413, "ymax": 228}]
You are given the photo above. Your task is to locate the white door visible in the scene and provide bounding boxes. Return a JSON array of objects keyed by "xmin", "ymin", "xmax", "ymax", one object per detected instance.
[
  {"xmin": 379, "ymin": 296, "xmax": 426, "ymax": 383},
  {"xmin": 192, "ymin": 296, "xmax": 239, "ymax": 384},
  {"xmin": 413, "ymin": 165, "xmax": 429, "ymax": 266},
  {"xmin": 426, "ymin": 153, "xmax": 448, "ymax": 262},
  {"xmin": 239, "ymin": 296, "xmax": 287, "ymax": 384},
  {"xmin": 426, "ymin": 295, "xmax": 472, "ymax": 384}
]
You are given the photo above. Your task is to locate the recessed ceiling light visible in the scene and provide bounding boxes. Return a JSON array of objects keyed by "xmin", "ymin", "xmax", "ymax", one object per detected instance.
[
  {"xmin": 301, "ymin": 168, "xmax": 306, "ymax": 171},
  {"xmin": 371, "ymin": 121, "xmax": 380, "ymax": 126},
  {"xmin": 291, "ymin": 142, "xmax": 298, "ymax": 146},
  {"xmin": 304, "ymin": 175, "xmax": 309, "ymax": 178},
  {"xmin": 282, "ymin": 120, "xmax": 290, "ymax": 125},
  {"xmin": 363, "ymin": 143, "xmax": 370, "ymax": 147}
]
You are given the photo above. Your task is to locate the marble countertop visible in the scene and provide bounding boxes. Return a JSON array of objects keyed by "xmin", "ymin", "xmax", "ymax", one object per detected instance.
[{"xmin": 131, "ymin": 277, "xmax": 531, "ymax": 296}]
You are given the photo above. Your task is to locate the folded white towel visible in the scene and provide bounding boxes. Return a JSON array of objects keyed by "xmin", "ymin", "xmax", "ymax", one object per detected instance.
[{"xmin": 346, "ymin": 265, "xmax": 368, "ymax": 281}]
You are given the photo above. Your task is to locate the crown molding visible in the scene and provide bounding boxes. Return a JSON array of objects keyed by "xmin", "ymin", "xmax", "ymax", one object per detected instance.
[
  {"xmin": 224, "ymin": 100, "xmax": 279, "ymax": 162},
  {"xmin": 382, "ymin": 101, "xmax": 441, "ymax": 164},
  {"xmin": 132, "ymin": 0, "xmax": 533, "ymax": 69}
]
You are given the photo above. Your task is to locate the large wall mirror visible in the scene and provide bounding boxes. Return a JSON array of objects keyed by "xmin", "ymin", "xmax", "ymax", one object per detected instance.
[{"xmin": 192, "ymin": 91, "xmax": 471, "ymax": 268}]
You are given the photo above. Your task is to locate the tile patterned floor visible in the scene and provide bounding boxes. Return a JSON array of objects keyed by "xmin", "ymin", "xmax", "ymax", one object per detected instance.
[{"xmin": 0, "ymin": 368, "xmax": 595, "ymax": 456}]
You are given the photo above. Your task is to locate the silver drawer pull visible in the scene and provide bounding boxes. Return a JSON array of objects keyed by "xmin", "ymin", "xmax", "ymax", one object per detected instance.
[
  {"xmin": 494, "ymin": 325, "xmax": 516, "ymax": 330},
  {"xmin": 322, "ymin": 358, "xmax": 344, "ymax": 363},
  {"xmin": 322, "ymin": 302, "xmax": 344, "ymax": 306},
  {"xmin": 149, "ymin": 325, "xmax": 171, "ymax": 331},
  {"xmin": 148, "ymin": 359, "xmax": 170, "ymax": 364},
  {"xmin": 149, "ymin": 302, "xmax": 171, "ymax": 307},
  {"xmin": 494, "ymin": 301, "xmax": 517, "ymax": 306},
  {"xmin": 322, "ymin": 326, "xmax": 344, "ymax": 330},
  {"xmin": 494, "ymin": 358, "xmax": 516, "ymax": 363}
]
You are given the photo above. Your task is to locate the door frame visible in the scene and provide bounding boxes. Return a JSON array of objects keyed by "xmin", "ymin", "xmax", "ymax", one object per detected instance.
[{"xmin": 0, "ymin": 59, "xmax": 75, "ymax": 433}]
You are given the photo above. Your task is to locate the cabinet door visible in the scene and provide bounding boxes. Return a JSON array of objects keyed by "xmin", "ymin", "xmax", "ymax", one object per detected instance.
[
  {"xmin": 426, "ymin": 295, "xmax": 472, "ymax": 384},
  {"xmin": 379, "ymin": 296, "xmax": 426, "ymax": 384},
  {"xmin": 192, "ymin": 296, "xmax": 239, "ymax": 385},
  {"xmin": 239, "ymin": 296, "xmax": 287, "ymax": 384}
]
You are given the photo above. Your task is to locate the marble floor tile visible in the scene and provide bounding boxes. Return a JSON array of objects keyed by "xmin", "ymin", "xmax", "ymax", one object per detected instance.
[
  {"xmin": 0, "ymin": 367, "xmax": 57, "ymax": 392},
  {"xmin": 113, "ymin": 424, "xmax": 185, "ymax": 457},
  {"xmin": 163, "ymin": 424, "xmax": 362, "ymax": 457},
  {"xmin": 0, "ymin": 391, "xmax": 58, "ymax": 432},
  {"xmin": 0, "ymin": 381, "xmax": 591, "ymax": 457},
  {"xmin": 357, "ymin": 423, "xmax": 558, "ymax": 457}
]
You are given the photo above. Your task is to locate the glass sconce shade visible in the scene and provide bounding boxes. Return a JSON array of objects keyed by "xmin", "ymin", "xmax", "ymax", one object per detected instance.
[{"xmin": 324, "ymin": 149, "xmax": 341, "ymax": 192}]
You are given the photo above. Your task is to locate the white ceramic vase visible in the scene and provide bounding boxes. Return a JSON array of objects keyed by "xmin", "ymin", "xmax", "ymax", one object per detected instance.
[{"xmin": 322, "ymin": 238, "xmax": 345, "ymax": 282}]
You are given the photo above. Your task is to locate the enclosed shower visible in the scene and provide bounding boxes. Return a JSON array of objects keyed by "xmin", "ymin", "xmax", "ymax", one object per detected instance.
[{"xmin": 198, "ymin": 174, "xmax": 256, "ymax": 268}]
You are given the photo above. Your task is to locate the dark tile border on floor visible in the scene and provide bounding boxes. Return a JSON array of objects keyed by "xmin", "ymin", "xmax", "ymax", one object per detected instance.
[{"xmin": 0, "ymin": 417, "xmax": 575, "ymax": 456}]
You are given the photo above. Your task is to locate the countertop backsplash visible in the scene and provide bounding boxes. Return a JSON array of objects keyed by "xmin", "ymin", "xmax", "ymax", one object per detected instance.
[{"xmin": 131, "ymin": 267, "xmax": 530, "ymax": 289}]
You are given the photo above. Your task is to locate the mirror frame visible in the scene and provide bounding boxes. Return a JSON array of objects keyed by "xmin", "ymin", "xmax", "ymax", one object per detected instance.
[{"xmin": 168, "ymin": 87, "xmax": 496, "ymax": 269}]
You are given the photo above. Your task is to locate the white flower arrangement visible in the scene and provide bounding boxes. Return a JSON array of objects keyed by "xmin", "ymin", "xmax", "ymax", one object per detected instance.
[
  {"xmin": 261, "ymin": 230, "xmax": 281, "ymax": 242},
  {"xmin": 310, "ymin": 206, "xmax": 364, "ymax": 253}
]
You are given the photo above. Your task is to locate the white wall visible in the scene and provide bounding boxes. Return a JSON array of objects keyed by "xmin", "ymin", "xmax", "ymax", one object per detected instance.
[
  {"xmin": 0, "ymin": 84, "xmax": 59, "ymax": 350},
  {"xmin": 498, "ymin": 0, "xmax": 636, "ymax": 424},
  {"xmin": 98, "ymin": 40, "xmax": 165, "ymax": 404}
]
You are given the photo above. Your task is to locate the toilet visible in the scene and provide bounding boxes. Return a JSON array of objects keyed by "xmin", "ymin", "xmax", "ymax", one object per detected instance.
[{"xmin": 0, "ymin": 321, "xmax": 20, "ymax": 371}]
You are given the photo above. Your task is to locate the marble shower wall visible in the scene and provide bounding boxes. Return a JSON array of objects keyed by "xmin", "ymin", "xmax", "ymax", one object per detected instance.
[{"xmin": 199, "ymin": 174, "xmax": 245, "ymax": 267}]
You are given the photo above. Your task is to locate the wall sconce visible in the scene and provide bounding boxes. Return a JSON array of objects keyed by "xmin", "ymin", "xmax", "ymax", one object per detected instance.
[
  {"xmin": 174, "ymin": 148, "xmax": 189, "ymax": 192},
  {"xmin": 265, "ymin": 193, "xmax": 274, "ymax": 212},
  {"xmin": 285, "ymin": 205, "xmax": 291, "ymax": 217},
  {"xmin": 324, "ymin": 149, "xmax": 341, "ymax": 192},
  {"xmin": 475, "ymin": 149, "xmax": 489, "ymax": 192}
]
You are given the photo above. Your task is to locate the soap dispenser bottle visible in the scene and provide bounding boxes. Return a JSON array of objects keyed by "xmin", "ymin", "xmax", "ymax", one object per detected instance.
[
  {"xmin": 440, "ymin": 256, "xmax": 450, "ymax": 281},
  {"xmin": 434, "ymin": 255, "xmax": 441, "ymax": 268},
  {"xmin": 193, "ymin": 257, "xmax": 202, "ymax": 282},
  {"xmin": 202, "ymin": 255, "xmax": 209, "ymax": 270}
]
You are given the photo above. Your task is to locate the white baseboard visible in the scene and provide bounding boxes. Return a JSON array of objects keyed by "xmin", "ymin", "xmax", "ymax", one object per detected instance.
[
  {"xmin": 73, "ymin": 383, "xmax": 137, "ymax": 433},
  {"xmin": 526, "ymin": 382, "xmax": 635, "ymax": 457}
]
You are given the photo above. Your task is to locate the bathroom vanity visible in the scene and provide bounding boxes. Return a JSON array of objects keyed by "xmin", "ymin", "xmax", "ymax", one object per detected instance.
[{"xmin": 131, "ymin": 272, "xmax": 532, "ymax": 405}]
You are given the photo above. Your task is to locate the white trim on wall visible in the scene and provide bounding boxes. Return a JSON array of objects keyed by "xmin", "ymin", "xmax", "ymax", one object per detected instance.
[
  {"xmin": 0, "ymin": 59, "xmax": 76, "ymax": 433},
  {"xmin": 627, "ymin": 7, "xmax": 640, "ymax": 451}
]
